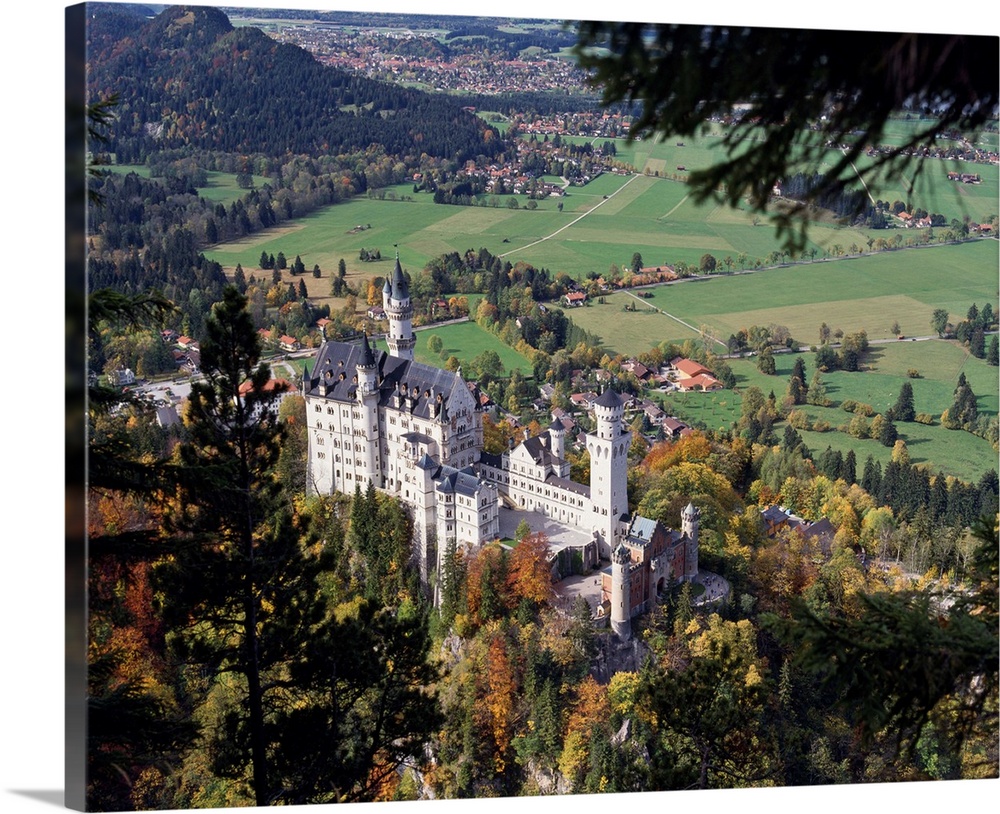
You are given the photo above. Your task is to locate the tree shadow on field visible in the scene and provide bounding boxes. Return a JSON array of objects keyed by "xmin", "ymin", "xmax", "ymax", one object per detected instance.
[{"xmin": 864, "ymin": 346, "xmax": 885, "ymax": 370}]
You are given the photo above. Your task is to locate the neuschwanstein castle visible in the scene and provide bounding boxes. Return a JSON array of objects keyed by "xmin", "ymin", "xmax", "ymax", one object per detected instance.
[{"xmin": 303, "ymin": 255, "xmax": 698, "ymax": 626}]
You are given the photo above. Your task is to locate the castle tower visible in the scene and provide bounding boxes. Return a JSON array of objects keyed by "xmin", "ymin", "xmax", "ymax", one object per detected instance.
[
  {"xmin": 681, "ymin": 501, "xmax": 701, "ymax": 580},
  {"xmin": 585, "ymin": 388, "xmax": 631, "ymax": 558},
  {"xmin": 548, "ymin": 417, "xmax": 566, "ymax": 461},
  {"xmin": 610, "ymin": 543, "xmax": 632, "ymax": 640},
  {"xmin": 356, "ymin": 334, "xmax": 381, "ymax": 485},
  {"xmin": 383, "ymin": 253, "xmax": 415, "ymax": 360}
]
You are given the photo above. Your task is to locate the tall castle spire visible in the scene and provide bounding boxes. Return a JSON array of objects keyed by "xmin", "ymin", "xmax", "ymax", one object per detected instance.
[{"xmin": 383, "ymin": 251, "xmax": 415, "ymax": 360}]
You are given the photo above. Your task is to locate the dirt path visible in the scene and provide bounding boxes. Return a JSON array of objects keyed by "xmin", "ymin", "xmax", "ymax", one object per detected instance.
[
  {"xmin": 621, "ymin": 290, "xmax": 728, "ymax": 348},
  {"xmin": 499, "ymin": 173, "xmax": 641, "ymax": 258}
]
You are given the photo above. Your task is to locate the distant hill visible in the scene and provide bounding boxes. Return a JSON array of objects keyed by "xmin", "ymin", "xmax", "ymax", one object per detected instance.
[{"xmin": 86, "ymin": 4, "xmax": 502, "ymax": 163}]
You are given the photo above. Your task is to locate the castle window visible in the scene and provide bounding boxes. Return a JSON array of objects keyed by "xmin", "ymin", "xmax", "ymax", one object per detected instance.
[
  {"xmin": 315, "ymin": 404, "xmax": 321, "ymax": 412},
  {"xmin": 327, "ymin": 406, "xmax": 334, "ymax": 414}
]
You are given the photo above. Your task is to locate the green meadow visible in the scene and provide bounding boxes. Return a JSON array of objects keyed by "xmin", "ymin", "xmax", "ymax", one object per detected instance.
[
  {"xmin": 652, "ymin": 340, "xmax": 996, "ymax": 482},
  {"xmin": 565, "ymin": 240, "xmax": 998, "ymax": 356},
  {"xmin": 730, "ymin": 341, "xmax": 997, "ymax": 482},
  {"xmin": 414, "ymin": 320, "xmax": 534, "ymax": 376}
]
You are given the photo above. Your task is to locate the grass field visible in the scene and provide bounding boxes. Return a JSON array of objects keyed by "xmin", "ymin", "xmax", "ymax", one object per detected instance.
[
  {"xmin": 652, "ymin": 340, "xmax": 996, "ymax": 483},
  {"xmin": 564, "ymin": 240, "xmax": 998, "ymax": 356},
  {"xmin": 414, "ymin": 320, "xmax": 534, "ymax": 375},
  {"xmin": 750, "ymin": 342, "xmax": 994, "ymax": 482},
  {"xmin": 203, "ymin": 172, "xmax": 817, "ymax": 290},
  {"xmin": 604, "ymin": 126, "xmax": 999, "ymax": 227}
]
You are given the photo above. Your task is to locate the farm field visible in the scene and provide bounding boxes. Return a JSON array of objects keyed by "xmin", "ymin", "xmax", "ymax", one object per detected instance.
[
  {"xmin": 204, "ymin": 172, "xmax": 834, "ymax": 289},
  {"xmin": 565, "ymin": 240, "xmax": 998, "ymax": 356},
  {"xmin": 604, "ymin": 127, "xmax": 999, "ymax": 226},
  {"xmin": 413, "ymin": 320, "xmax": 534, "ymax": 376},
  {"xmin": 204, "ymin": 136, "xmax": 996, "ymax": 302}
]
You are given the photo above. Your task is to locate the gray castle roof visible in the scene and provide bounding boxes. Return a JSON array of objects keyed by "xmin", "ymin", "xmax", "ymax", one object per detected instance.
[
  {"xmin": 593, "ymin": 388, "xmax": 624, "ymax": 409},
  {"xmin": 305, "ymin": 339, "xmax": 468, "ymax": 421},
  {"xmin": 520, "ymin": 434, "xmax": 563, "ymax": 470},
  {"xmin": 388, "ymin": 256, "xmax": 409, "ymax": 300}
]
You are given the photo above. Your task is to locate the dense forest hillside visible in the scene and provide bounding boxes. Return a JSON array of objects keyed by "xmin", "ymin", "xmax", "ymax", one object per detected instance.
[{"xmin": 86, "ymin": 4, "xmax": 502, "ymax": 162}]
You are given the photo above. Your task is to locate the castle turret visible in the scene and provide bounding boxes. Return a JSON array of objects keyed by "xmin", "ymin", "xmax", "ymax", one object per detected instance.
[
  {"xmin": 548, "ymin": 417, "xmax": 566, "ymax": 461},
  {"xmin": 356, "ymin": 334, "xmax": 380, "ymax": 485},
  {"xmin": 610, "ymin": 543, "xmax": 632, "ymax": 640},
  {"xmin": 681, "ymin": 501, "xmax": 701, "ymax": 580},
  {"xmin": 383, "ymin": 253, "xmax": 415, "ymax": 360},
  {"xmin": 585, "ymin": 388, "xmax": 631, "ymax": 558}
]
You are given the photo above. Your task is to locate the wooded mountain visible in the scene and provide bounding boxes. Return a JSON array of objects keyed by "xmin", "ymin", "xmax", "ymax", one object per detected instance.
[{"xmin": 86, "ymin": 4, "xmax": 503, "ymax": 163}]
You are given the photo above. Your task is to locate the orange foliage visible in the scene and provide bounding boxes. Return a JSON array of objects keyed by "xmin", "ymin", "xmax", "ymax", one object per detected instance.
[
  {"xmin": 465, "ymin": 544, "xmax": 508, "ymax": 625},
  {"xmin": 479, "ymin": 633, "xmax": 519, "ymax": 772},
  {"xmin": 642, "ymin": 432, "xmax": 713, "ymax": 473},
  {"xmin": 506, "ymin": 532, "xmax": 553, "ymax": 606}
]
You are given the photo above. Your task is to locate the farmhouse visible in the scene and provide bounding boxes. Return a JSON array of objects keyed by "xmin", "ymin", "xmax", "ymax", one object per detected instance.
[
  {"xmin": 670, "ymin": 357, "xmax": 723, "ymax": 391},
  {"xmin": 304, "ymin": 254, "xmax": 699, "ymax": 615},
  {"xmin": 563, "ymin": 291, "xmax": 587, "ymax": 307}
]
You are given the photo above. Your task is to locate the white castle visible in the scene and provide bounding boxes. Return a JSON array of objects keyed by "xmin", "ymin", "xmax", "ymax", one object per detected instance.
[{"xmin": 304, "ymin": 254, "xmax": 698, "ymax": 620}]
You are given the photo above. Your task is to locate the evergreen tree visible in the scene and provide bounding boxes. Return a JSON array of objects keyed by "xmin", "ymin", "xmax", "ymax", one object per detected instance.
[
  {"xmin": 276, "ymin": 251, "xmax": 287, "ymax": 270},
  {"xmin": 260, "ymin": 250, "xmax": 271, "ymax": 269},
  {"xmin": 892, "ymin": 381, "xmax": 916, "ymax": 422},
  {"xmin": 155, "ymin": 286, "xmax": 314, "ymax": 806},
  {"xmin": 862, "ymin": 456, "xmax": 882, "ymax": 497},
  {"xmin": 791, "ymin": 357, "xmax": 807, "ymax": 387},
  {"xmin": 877, "ymin": 414, "xmax": 898, "ymax": 447},
  {"xmin": 970, "ymin": 326, "xmax": 985, "ymax": 359},
  {"xmin": 841, "ymin": 449, "xmax": 857, "ymax": 484},
  {"xmin": 233, "ymin": 263, "xmax": 247, "ymax": 293},
  {"xmin": 298, "ymin": 279, "xmax": 308, "ymax": 299},
  {"xmin": 987, "ymin": 335, "xmax": 999, "ymax": 366}
]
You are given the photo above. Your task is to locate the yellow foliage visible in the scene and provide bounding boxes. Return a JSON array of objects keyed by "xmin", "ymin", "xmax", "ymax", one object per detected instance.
[{"xmin": 608, "ymin": 671, "xmax": 640, "ymax": 716}]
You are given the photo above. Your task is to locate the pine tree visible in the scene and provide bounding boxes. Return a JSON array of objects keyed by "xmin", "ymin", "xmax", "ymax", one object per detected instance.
[
  {"xmin": 970, "ymin": 326, "xmax": 985, "ymax": 359},
  {"xmin": 156, "ymin": 286, "xmax": 315, "ymax": 806},
  {"xmin": 892, "ymin": 381, "xmax": 916, "ymax": 422},
  {"xmin": 841, "ymin": 449, "xmax": 857, "ymax": 484},
  {"xmin": 988, "ymin": 335, "xmax": 999, "ymax": 366},
  {"xmin": 862, "ymin": 456, "xmax": 882, "ymax": 496}
]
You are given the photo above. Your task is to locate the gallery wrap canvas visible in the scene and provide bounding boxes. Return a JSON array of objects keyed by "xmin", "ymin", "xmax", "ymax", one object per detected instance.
[{"xmin": 66, "ymin": 1, "xmax": 998, "ymax": 812}]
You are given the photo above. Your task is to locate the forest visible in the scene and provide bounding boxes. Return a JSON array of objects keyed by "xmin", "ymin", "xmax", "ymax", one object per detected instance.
[{"xmin": 86, "ymin": 5, "xmax": 504, "ymax": 163}]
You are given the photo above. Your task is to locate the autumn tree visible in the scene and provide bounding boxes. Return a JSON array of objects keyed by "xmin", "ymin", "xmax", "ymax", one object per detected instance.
[{"xmin": 507, "ymin": 531, "xmax": 554, "ymax": 608}]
